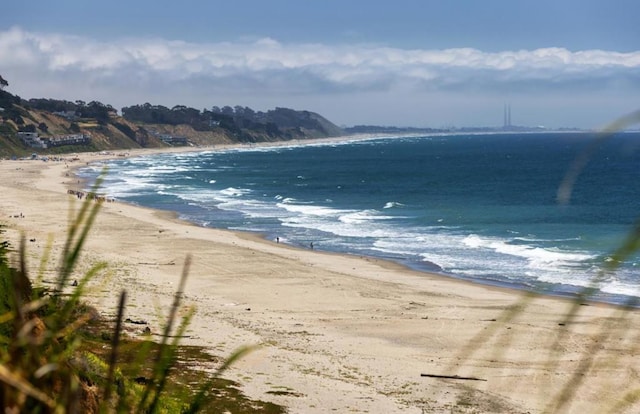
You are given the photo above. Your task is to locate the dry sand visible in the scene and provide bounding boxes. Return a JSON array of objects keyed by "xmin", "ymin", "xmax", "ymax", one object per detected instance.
[{"xmin": 1, "ymin": 147, "xmax": 639, "ymax": 413}]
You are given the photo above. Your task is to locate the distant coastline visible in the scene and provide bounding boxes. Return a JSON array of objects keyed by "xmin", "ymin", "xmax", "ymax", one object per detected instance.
[{"xmin": 1, "ymin": 83, "xmax": 592, "ymax": 159}]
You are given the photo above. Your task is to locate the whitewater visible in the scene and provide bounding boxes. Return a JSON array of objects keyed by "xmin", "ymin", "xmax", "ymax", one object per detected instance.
[{"xmin": 79, "ymin": 132, "xmax": 640, "ymax": 305}]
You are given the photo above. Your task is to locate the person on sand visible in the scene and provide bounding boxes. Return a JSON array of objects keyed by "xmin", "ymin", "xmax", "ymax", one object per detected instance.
[{"xmin": 310, "ymin": 242, "xmax": 314, "ymax": 250}]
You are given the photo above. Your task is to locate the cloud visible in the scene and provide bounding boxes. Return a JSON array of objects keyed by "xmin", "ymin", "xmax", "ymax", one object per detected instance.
[{"xmin": 0, "ymin": 26, "xmax": 638, "ymax": 127}]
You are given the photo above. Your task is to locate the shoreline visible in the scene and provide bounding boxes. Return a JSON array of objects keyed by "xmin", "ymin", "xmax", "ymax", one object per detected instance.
[
  {"xmin": 2, "ymin": 144, "xmax": 640, "ymax": 413},
  {"xmin": 73, "ymin": 135, "xmax": 635, "ymax": 309}
]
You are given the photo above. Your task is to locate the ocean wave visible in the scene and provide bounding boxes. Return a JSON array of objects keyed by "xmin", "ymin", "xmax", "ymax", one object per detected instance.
[
  {"xmin": 462, "ymin": 233, "xmax": 595, "ymax": 273},
  {"xmin": 278, "ymin": 204, "xmax": 404, "ymax": 239},
  {"xmin": 599, "ymin": 278, "xmax": 640, "ymax": 297},
  {"xmin": 512, "ymin": 236, "xmax": 582, "ymax": 243},
  {"xmin": 281, "ymin": 217, "xmax": 394, "ymax": 239},
  {"xmin": 383, "ymin": 201, "xmax": 405, "ymax": 209},
  {"xmin": 219, "ymin": 187, "xmax": 252, "ymax": 197},
  {"xmin": 174, "ymin": 189, "xmax": 221, "ymax": 203},
  {"xmin": 339, "ymin": 209, "xmax": 397, "ymax": 224},
  {"xmin": 217, "ymin": 198, "xmax": 286, "ymax": 218},
  {"xmin": 277, "ymin": 202, "xmax": 350, "ymax": 217},
  {"xmin": 279, "ymin": 197, "xmax": 312, "ymax": 204},
  {"xmin": 146, "ymin": 165, "xmax": 189, "ymax": 172},
  {"xmin": 96, "ymin": 176, "xmax": 161, "ymax": 197}
]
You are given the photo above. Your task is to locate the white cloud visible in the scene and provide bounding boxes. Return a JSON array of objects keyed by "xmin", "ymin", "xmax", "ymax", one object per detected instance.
[{"xmin": 0, "ymin": 26, "xmax": 638, "ymax": 127}]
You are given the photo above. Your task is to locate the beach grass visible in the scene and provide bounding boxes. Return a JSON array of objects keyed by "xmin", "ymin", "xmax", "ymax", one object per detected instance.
[{"xmin": 0, "ymin": 179, "xmax": 282, "ymax": 413}]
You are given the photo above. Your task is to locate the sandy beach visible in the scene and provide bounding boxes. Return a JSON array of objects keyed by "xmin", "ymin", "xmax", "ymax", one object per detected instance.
[{"xmin": 1, "ymin": 147, "xmax": 639, "ymax": 413}]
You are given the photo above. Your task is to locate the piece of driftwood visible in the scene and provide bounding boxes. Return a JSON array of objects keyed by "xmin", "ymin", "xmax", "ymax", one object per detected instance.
[
  {"xmin": 420, "ymin": 373, "xmax": 487, "ymax": 381},
  {"xmin": 137, "ymin": 260, "xmax": 176, "ymax": 266},
  {"xmin": 125, "ymin": 317, "xmax": 148, "ymax": 325},
  {"xmin": 156, "ymin": 334, "xmax": 192, "ymax": 338}
]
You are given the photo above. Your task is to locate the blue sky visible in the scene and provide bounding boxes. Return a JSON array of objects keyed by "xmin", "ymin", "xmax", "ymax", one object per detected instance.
[{"xmin": 1, "ymin": 0, "xmax": 638, "ymax": 128}]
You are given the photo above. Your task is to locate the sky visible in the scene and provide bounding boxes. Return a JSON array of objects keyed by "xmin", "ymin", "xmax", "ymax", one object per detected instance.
[{"xmin": 0, "ymin": 0, "xmax": 638, "ymax": 129}]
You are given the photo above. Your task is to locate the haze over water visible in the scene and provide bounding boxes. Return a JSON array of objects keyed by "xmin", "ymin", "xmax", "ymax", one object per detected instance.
[{"xmin": 81, "ymin": 132, "xmax": 640, "ymax": 304}]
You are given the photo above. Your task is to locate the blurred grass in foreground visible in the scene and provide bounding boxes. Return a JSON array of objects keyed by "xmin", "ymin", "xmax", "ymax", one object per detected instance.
[
  {"xmin": 0, "ymin": 176, "xmax": 280, "ymax": 413},
  {"xmin": 444, "ymin": 110, "xmax": 640, "ymax": 413}
]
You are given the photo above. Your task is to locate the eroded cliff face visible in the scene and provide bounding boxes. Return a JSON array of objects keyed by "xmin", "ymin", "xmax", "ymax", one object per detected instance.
[{"xmin": 0, "ymin": 93, "xmax": 343, "ymax": 156}]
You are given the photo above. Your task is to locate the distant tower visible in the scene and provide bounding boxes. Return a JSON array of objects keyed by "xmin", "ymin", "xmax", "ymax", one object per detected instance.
[
  {"xmin": 504, "ymin": 104, "xmax": 507, "ymax": 128},
  {"xmin": 503, "ymin": 103, "xmax": 512, "ymax": 129}
]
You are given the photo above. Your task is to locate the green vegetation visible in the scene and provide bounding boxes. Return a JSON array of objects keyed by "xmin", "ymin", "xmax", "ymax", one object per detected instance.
[
  {"xmin": 121, "ymin": 103, "xmax": 342, "ymax": 142},
  {"xmin": 0, "ymin": 73, "xmax": 344, "ymax": 157},
  {"xmin": 0, "ymin": 180, "xmax": 284, "ymax": 413}
]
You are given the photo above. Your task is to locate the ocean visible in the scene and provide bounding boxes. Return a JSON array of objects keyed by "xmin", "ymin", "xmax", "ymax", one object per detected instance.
[{"xmin": 79, "ymin": 132, "xmax": 640, "ymax": 305}]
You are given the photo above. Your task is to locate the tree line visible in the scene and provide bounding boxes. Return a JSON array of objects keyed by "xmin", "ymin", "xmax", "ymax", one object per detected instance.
[
  {"xmin": 0, "ymin": 73, "xmax": 343, "ymax": 145},
  {"xmin": 121, "ymin": 103, "xmax": 341, "ymax": 141}
]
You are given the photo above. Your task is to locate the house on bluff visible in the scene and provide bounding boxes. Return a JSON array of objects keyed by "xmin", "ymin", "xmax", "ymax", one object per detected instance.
[{"xmin": 18, "ymin": 132, "xmax": 91, "ymax": 149}]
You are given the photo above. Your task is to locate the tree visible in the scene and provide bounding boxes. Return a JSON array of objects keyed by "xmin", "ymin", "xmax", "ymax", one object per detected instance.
[
  {"xmin": 0, "ymin": 75, "xmax": 7, "ymax": 90},
  {"xmin": 234, "ymin": 105, "xmax": 245, "ymax": 116},
  {"xmin": 38, "ymin": 122, "xmax": 49, "ymax": 132},
  {"xmin": 81, "ymin": 101, "xmax": 110, "ymax": 123},
  {"xmin": 243, "ymin": 106, "xmax": 256, "ymax": 119},
  {"xmin": 266, "ymin": 122, "xmax": 280, "ymax": 137},
  {"xmin": 20, "ymin": 124, "xmax": 36, "ymax": 133}
]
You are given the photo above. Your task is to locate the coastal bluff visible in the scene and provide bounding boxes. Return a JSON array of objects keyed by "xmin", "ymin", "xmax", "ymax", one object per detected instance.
[{"xmin": 0, "ymin": 87, "xmax": 344, "ymax": 157}]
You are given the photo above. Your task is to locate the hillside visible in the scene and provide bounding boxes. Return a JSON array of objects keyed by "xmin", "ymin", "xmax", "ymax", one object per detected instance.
[{"xmin": 0, "ymin": 85, "xmax": 344, "ymax": 157}]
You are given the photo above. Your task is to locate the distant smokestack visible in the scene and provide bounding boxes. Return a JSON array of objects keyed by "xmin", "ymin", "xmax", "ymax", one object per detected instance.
[
  {"xmin": 503, "ymin": 103, "xmax": 512, "ymax": 128},
  {"xmin": 504, "ymin": 104, "xmax": 507, "ymax": 128}
]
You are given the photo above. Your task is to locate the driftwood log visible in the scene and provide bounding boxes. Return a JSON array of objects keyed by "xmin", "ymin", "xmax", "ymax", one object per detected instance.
[{"xmin": 420, "ymin": 373, "xmax": 487, "ymax": 382}]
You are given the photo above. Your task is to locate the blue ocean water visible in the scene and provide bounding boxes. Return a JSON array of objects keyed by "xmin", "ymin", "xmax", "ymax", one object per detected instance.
[{"xmin": 79, "ymin": 132, "xmax": 640, "ymax": 304}]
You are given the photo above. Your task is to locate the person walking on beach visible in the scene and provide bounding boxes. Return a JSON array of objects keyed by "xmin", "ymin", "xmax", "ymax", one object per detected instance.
[{"xmin": 310, "ymin": 242, "xmax": 314, "ymax": 250}]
